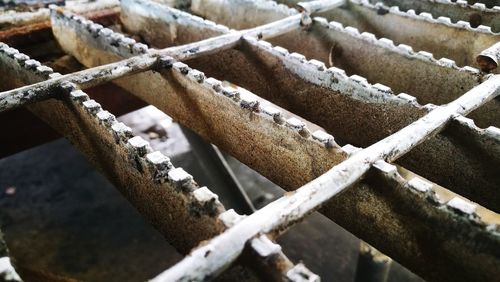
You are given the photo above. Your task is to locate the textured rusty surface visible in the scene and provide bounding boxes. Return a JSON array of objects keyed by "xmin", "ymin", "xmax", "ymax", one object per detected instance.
[
  {"xmin": 370, "ymin": 0, "xmax": 500, "ymax": 32},
  {"xmin": 0, "ymin": 47, "xmax": 227, "ymax": 255},
  {"xmin": 50, "ymin": 10, "xmax": 347, "ymax": 191},
  {"xmin": 120, "ymin": 0, "xmax": 500, "ymax": 213},
  {"xmin": 1, "ymin": 0, "xmax": 499, "ymax": 281},
  {"xmin": 1, "ymin": 10, "xmax": 322, "ymax": 281},
  {"xmin": 321, "ymin": 164, "xmax": 500, "ymax": 282},
  {"xmin": 49, "ymin": 5, "xmax": 500, "ymax": 282},
  {"xmin": 272, "ymin": 0, "xmax": 500, "ymax": 68}
]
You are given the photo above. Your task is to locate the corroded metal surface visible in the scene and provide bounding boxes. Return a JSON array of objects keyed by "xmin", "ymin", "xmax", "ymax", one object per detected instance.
[
  {"xmin": 151, "ymin": 75, "xmax": 500, "ymax": 281},
  {"xmin": 121, "ymin": 0, "xmax": 500, "ymax": 214},
  {"xmin": 0, "ymin": 44, "xmax": 227, "ymax": 254},
  {"xmin": 49, "ymin": 7, "xmax": 347, "ymax": 190},
  {"xmin": 0, "ymin": 41, "xmax": 317, "ymax": 281},
  {"xmin": 46, "ymin": 3, "xmax": 500, "ymax": 281},
  {"xmin": 370, "ymin": 0, "xmax": 500, "ymax": 32},
  {"xmin": 0, "ymin": 0, "xmax": 499, "ymax": 281},
  {"xmin": 272, "ymin": 0, "xmax": 500, "ymax": 69}
]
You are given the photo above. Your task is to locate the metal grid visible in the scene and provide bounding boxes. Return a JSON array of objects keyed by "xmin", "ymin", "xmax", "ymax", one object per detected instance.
[{"xmin": 0, "ymin": 0, "xmax": 499, "ymax": 281}]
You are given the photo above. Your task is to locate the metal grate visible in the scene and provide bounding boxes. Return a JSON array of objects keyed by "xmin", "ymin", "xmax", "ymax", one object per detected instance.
[{"xmin": 0, "ymin": 0, "xmax": 499, "ymax": 281}]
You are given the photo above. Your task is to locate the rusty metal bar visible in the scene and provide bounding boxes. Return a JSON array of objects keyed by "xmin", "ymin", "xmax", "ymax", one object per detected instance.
[
  {"xmin": 228, "ymin": 0, "xmax": 500, "ymax": 69},
  {"xmin": 0, "ymin": 43, "xmax": 228, "ymax": 254},
  {"xmin": 119, "ymin": 0, "xmax": 500, "ymax": 213},
  {"xmin": 191, "ymin": 0, "xmax": 490, "ymax": 108},
  {"xmin": 0, "ymin": 42, "xmax": 321, "ymax": 281},
  {"xmin": 296, "ymin": 0, "xmax": 345, "ymax": 13},
  {"xmin": 370, "ymin": 0, "xmax": 500, "ymax": 32},
  {"xmin": 0, "ymin": 31, "xmax": 321, "ymax": 282},
  {"xmin": 49, "ymin": 6, "xmax": 347, "ymax": 188},
  {"xmin": 0, "ymin": 43, "xmax": 160, "ymax": 112},
  {"xmin": 218, "ymin": 209, "xmax": 316, "ymax": 281},
  {"xmin": 235, "ymin": 37, "xmax": 500, "ymax": 211},
  {"xmin": 0, "ymin": 0, "xmax": 119, "ymax": 28},
  {"xmin": 0, "ymin": 1, "xmax": 496, "ymax": 280},
  {"xmin": 167, "ymin": 0, "xmax": 500, "ymax": 210},
  {"xmin": 150, "ymin": 75, "xmax": 500, "ymax": 281},
  {"xmin": 0, "ymin": 5, "xmax": 307, "ymax": 113},
  {"xmin": 49, "ymin": 5, "xmax": 500, "ymax": 281}
]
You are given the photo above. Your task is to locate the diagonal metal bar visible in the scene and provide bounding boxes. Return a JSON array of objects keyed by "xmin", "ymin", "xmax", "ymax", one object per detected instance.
[
  {"xmin": 150, "ymin": 74, "xmax": 500, "ymax": 281},
  {"xmin": 171, "ymin": 0, "xmax": 500, "ymax": 212},
  {"xmin": 0, "ymin": 41, "xmax": 320, "ymax": 281},
  {"xmin": 0, "ymin": 6, "xmax": 305, "ymax": 113}
]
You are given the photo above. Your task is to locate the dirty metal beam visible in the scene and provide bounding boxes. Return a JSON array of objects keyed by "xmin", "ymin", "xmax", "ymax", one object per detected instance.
[
  {"xmin": 233, "ymin": 0, "xmax": 500, "ymax": 68},
  {"xmin": 0, "ymin": 6, "xmax": 305, "ymax": 113},
  {"xmin": 0, "ymin": 41, "xmax": 316, "ymax": 281},
  {"xmin": 0, "ymin": 7, "xmax": 120, "ymax": 48},
  {"xmin": 167, "ymin": 0, "xmax": 500, "ymax": 210},
  {"xmin": 50, "ymin": 6, "xmax": 347, "ymax": 189},
  {"xmin": 449, "ymin": 114, "xmax": 500, "ymax": 160},
  {"xmin": 233, "ymin": 37, "xmax": 500, "ymax": 211},
  {"xmin": 282, "ymin": 18, "xmax": 486, "ymax": 110},
  {"xmin": 0, "ymin": 0, "xmax": 119, "ymax": 29},
  {"xmin": 191, "ymin": 0, "xmax": 492, "ymax": 114},
  {"xmin": 0, "ymin": 44, "xmax": 229, "ymax": 254},
  {"xmin": 48, "ymin": 10, "xmax": 330, "ymax": 277},
  {"xmin": 49, "ymin": 5, "xmax": 500, "ymax": 281},
  {"xmin": 371, "ymin": 0, "xmax": 500, "ymax": 32},
  {"xmin": 191, "ymin": 0, "xmax": 298, "ymax": 30},
  {"xmin": 150, "ymin": 75, "xmax": 500, "ymax": 281},
  {"xmin": 0, "ymin": 41, "xmax": 160, "ymax": 112},
  {"xmin": 354, "ymin": 242, "xmax": 391, "ymax": 282}
]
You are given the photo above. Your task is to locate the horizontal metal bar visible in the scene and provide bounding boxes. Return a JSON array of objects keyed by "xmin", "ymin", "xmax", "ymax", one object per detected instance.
[
  {"xmin": 0, "ymin": 0, "xmax": 119, "ymax": 28},
  {"xmin": 297, "ymin": 0, "xmax": 345, "ymax": 13},
  {"xmin": 373, "ymin": 0, "xmax": 500, "ymax": 32},
  {"xmin": 150, "ymin": 74, "xmax": 500, "ymax": 281},
  {"xmin": 273, "ymin": 0, "xmax": 500, "ymax": 68}
]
